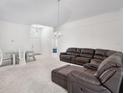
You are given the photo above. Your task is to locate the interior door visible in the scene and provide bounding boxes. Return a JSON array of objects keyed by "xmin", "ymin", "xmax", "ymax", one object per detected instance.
[
  {"xmin": 31, "ymin": 38, "xmax": 41, "ymax": 54},
  {"xmin": 30, "ymin": 27, "xmax": 42, "ymax": 54}
]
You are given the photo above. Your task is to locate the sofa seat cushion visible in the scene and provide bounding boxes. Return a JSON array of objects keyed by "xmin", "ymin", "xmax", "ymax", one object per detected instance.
[
  {"xmin": 52, "ymin": 65, "xmax": 96, "ymax": 89},
  {"xmin": 90, "ymin": 59, "xmax": 103, "ymax": 65},
  {"xmin": 52, "ymin": 65, "xmax": 86, "ymax": 89},
  {"xmin": 75, "ymin": 57, "xmax": 91, "ymax": 64},
  {"xmin": 60, "ymin": 55, "xmax": 75, "ymax": 59},
  {"xmin": 80, "ymin": 54, "xmax": 93, "ymax": 58},
  {"xmin": 67, "ymin": 52, "xmax": 79, "ymax": 56},
  {"xmin": 55, "ymin": 65, "xmax": 85, "ymax": 76}
]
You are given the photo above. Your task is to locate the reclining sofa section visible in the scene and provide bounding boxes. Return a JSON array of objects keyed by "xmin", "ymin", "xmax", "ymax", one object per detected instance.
[{"xmin": 60, "ymin": 48, "xmax": 117, "ymax": 66}]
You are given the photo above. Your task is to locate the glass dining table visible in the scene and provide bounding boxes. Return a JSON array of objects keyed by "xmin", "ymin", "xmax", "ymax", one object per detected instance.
[{"xmin": 1, "ymin": 51, "xmax": 36, "ymax": 67}]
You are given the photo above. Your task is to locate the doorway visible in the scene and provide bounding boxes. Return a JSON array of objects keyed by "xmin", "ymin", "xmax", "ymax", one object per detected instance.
[{"xmin": 30, "ymin": 25, "xmax": 54, "ymax": 56}]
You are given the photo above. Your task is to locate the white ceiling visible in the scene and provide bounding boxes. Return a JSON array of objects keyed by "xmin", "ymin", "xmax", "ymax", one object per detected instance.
[{"xmin": 0, "ymin": 0, "xmax": 122, "ymax": 27}]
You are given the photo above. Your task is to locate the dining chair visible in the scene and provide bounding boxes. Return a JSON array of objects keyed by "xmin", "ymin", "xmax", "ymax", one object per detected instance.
[
  {"xmin": 18, "ymin": 49, "xmax": 26, "ymax": 64},
  {"xmin": 0, "ymin": 49, "xmax": 3, "ymax": 66}
]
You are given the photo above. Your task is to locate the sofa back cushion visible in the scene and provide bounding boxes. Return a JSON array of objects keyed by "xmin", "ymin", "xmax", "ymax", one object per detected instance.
[
  {"xmin": 94, "ymin": 49, "xmax": 116, "ymax": 59},
  {"xmin": 66, "ymin": 48, "xmax": 80, "ymax": 55},
  {"xmin": 80, "ymin": 48, "xmax": 94, "ymax": 58},
  {"xmin": 95, "ymin": 52, "xmax": 122, "ymax": 77}
]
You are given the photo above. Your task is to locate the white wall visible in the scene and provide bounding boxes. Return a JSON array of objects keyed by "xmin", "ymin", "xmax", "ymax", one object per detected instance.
[
  {"xmin": 0, "ymin": 10, "xmax": 122, "ymax": 54},
  {"xmin": 0, "ymin": 21, "xmax": 32, "ymax": 52},
  {"xmin": 58, "ymin": 10, "xmax": 122, "ymax": 52},
  {"xmin": 0, "ymin": 21, "xmax": 54, "ymax": 55}
]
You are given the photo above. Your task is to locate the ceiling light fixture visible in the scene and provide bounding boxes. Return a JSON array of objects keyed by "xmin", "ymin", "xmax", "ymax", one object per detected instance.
[
  {"xmin": 54, "ymin": 0, "xmax": 62, "ymax": 37},
  {"xmin": 54, "ymin": 0, "xmax": 61, "ymax": 31},
  {"xmin": 57, "ymin": 0, "xmax": 61, "ymax": 27},
  {"xmin": 52, "ymin": 0, "xmax": 62, "ymax": 52}
]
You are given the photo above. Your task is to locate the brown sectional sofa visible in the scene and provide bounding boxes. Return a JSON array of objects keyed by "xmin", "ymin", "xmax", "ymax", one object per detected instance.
[
  {"xmin": 60, "ymin": 48, "xmax": 116, "ymax": 66},
  {"xmin": 52, "ymin": 48, "xmax": 123, "ymax": 93}
]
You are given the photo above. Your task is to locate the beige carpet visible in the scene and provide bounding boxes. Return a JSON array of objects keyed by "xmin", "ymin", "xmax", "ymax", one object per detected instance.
[{"xmin": 0, "ymin": 55, "xmax": 69, "ymax": 93}]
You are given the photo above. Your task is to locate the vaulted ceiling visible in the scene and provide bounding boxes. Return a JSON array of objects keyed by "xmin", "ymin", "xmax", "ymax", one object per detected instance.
[{"xmin": 0, "ymin": 0, "xmax": 122, "ymax": 27}]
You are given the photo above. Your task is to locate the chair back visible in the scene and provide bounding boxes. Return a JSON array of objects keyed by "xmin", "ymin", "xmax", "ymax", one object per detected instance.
[
  {"xmin": 18, "ymin": 49, "xmax": 26, "ymax": 64},
  {"xmin": 0, "ymin": 49, "xmax": 3, "ymax": 65}
]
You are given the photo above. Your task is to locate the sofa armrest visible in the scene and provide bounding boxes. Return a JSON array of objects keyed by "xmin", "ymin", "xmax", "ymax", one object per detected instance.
[
  {"xmin": 83, "ymin": 63, "xmax": 98, "ymax": 70},
  {"xmin": 67, "ymin": 71, "xmax": 110, "ymax": 93},
  {"xmin": 68, "ymin": 70, "xmax": 100, "ymax": 85}
]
